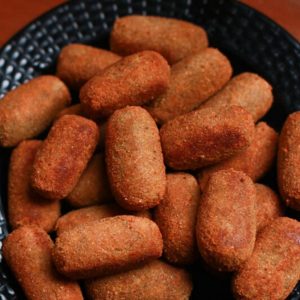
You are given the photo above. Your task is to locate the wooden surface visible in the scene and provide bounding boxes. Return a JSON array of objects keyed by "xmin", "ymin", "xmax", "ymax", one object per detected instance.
[{"xmin": 0, "ymin": 0, "xmax": 299, "ymax": 47}]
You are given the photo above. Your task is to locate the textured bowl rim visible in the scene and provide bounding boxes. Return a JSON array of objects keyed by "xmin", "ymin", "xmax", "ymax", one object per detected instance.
[{"xmin": 1, "ymin": 1, "xmax": 299, "ymax": 57}]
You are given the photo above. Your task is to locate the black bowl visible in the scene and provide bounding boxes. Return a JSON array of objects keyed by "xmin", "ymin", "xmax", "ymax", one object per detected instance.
[{"xmin": 0, "ymin": 0, "xmax": 300, "ymax": 299}]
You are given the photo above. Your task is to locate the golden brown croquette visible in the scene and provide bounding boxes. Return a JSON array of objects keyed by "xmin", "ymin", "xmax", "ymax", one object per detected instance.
[
  {"xmin": 31, "ymin": 115, "xmax": 99, "ymax": 200},
  {"xmin": 106, "ymin": 106, "xmax": 166, "ymax": 211}
]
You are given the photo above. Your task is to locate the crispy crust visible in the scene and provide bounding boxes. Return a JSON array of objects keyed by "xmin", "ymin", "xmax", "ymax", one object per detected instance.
[
  {"xmin": 0, "ymin": 75, "xmax": 71, "ymax": 147},
  {"xmin": 31, "ymin": 115, "xmax": 99, "ymax": 200},
  {"xmin": 55, "ymin": 204, "xmax": 152, "ymax": 235},
  {"xmin": 154, "ymin": 173, "xmax": 200, "ymax": 265},
  {"xmin": 80, "ymin": 51, "xmax": 170, "ymax": 119},
  {"xmin": 2, "ymin": 226, "xmax": 83, "ymax": 300},
  {"xmin": 160, "ymin": 105, "xmax": 255, "ymax": 170},
  {"xmin": 56, "ymin": 104, "xmax": 83, "ymax": 119},
  {"xmin": 232, "ymin": 217, "xmax": 300, "ymax": 300},
  {"xmin": 110, "ymin": 15, "xmax": 208, "ymax": 64},
  {"xmin": 66, "ymin": 153, "xmax": 113, "ymax": 207},
  {"xmin": 56, "ymin": 44, "xmax": 121, "ymax": 90},
  {"xmin": 255, "ymin": 184, "xmax": 284, "ymax": 232},
  {"xmin": 198, "ymin": 122, "xmax": 278, "ymax": 190},
  {"xmin": 199, "ymin": 72, "xmax": 273, "ymax": 122},
  {"xmin": 85, "ymin": 260, "xmax": 192, "ymax": 300},
  {"xmin": 196, "ymin": 169, "xmax": 256, "ymax": 272},
  {"xmin": 55, "ymin": 204, "xmax": 123, "ymax": 235},
  {"xmin": 147, "ymin": 48, "xmax": 232, "ymax": 123},
  {"xmin": 8, "ymin": 140, "xmax": 60, "ymax": 232},
  {"xmin": 52, "ymin": 215, "xmax": 163, "ymax": 279},
  {"xmin": 106, "ymin": 106, "xmax": 166, "ymax": 211},
  {"xmin": 278, "ymin": 112, "xmax": 300, "ymax": 210}
]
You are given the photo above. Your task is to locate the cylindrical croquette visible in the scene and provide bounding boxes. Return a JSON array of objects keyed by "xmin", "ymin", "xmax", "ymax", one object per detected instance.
[
  {"xmin": 147, "ymin": 48, "xmax": 232, "ymax": 123},
  {"xmin": 56, "ymin": 104, "xmax": 83, "ymax": 119},
  {"xmin": 160, "ymin": 105, "xmax": 255, "ymax": 170},
  {"xmin": 278, "ymin": 111, "xmax": 300, "ymax": 211},
  {"xmin": 110, "ymin": 15, "xmax": 208, "ymax": 64},
  {"xmin": 106, "ymin": 106, "xmax": 166, "ymax": 211},
  {"xmin": 233, "ymin": 217, "xmax": 300, "ymax": 300},
  {"xmin": 255, "ymin": 184, "xmax": 283, "ymax": 232},
  {"xmin": 199, "ymin": 72, "xmax": 273, "ymax": 122},
  {"xmin": 80, "ymin": 51, "xmax": 170, "ymax": 119},
  {"xmin": 56, "ymin": 44, "xmax": 121, "ymax": 90},
  {"xmin": 196, "ymin": 169, "xmax": 256, "ymax": 272},
  {"xmin": 3, "ymin": 225, "xmax": 83, "ymax": 300},
  {"xmin": 52, "ymin": 215, "xmax": 163, "ymax": 279},
  {"xmin": 66, "ymin": 153, "xmax": 113, "ymax": 207},
  {"xmin": 55, "ymin": 204, "xmax": 152, "ymax": 235},
  {"xmin": 198, "ymin": 122, "xmax": 278, "ymax": 190},
  {"xmin": 55, "ymin": 204, "xmax": 123, "ymax": 235},
  {"xmin": 0, "ymin": 75, "xmax": 71, "ymax": 147},
  {"xmin": 31, "ymin": 115, "xmax": 99, "ymax": 200},
  {"xmin": 8, "ymin": 140, "xmax": 60, "ymax": 232},
  {"xmin": 154, "ymin": 173, "xmax": 200, "ymax": 265},
  {"xmin": 85, "ymin": 260, "xmax": 193, "ymax": 300}
]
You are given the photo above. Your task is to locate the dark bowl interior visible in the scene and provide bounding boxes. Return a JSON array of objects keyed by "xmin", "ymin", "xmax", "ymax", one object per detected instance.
[{"xmin": 0, "ymin": 0, "xmax": 300, "ymax": 299}]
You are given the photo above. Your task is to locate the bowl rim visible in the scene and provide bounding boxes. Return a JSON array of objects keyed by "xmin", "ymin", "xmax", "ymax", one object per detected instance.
[{"xmin": 0, "ymin": 1, "xmax": 299, "ymax": 56}]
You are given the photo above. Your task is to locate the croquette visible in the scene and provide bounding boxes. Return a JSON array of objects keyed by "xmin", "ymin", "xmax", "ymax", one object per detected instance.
[
  {"xmin": 85, "ymin": 260, "xmax": 193, "ymax": 300},
  {"xmin": 56, "ymin": 104, "xmax": 83, "ymax": 119},
  {"xmin": 8, "ymin": 140, "xmax": 60, "ymax": 232},
  {"xmin": 3, "ymin": 226, "xmax": 83, "ymax": 300},
  {"xmin": 154, "ymin": 173, "xmax": 200, "ymax": 265},
  {"xmin": 56, "ymin": 44, "xmax": 120, "ymax": 90},
  {"xmin": 278, "ymin": 111, "xmax": 300, "ymax": 210},
  {"xmin": 233, "ymin": 217, "xmax": 300, "ymax": 300},
  {"xmin": 80, "ymin": 50, "xmax": 170, "ymax": 119},
  {"xmin": 255, "ymin": 184, "xmax": 284, "ymax": 232},
  {"xmin": 0, "ymin": 75, "xmax": 71, "ymax": 147},
  {"xmin": 110, "ymin": 15, "xmax": 208, "ymax": 64},
  {"xmin": 199, "ymin": 72, "xmax": 273, "ymax": 122},
  {"xmin": 55, "ymin": 204, "xmax": 152, "ymax": 235},
  {"xmin": 55, "ymin": 204, "xmax": 123, "ymax": 235},
  {"xmin": 106, "ymin": 106, "xmax": 166, "ymax": 211},
  {"xmin": 147, "ymin": 48, "xmax": 232, "ymax": 123},
  {"xmin": 66, "ymin": 153, "xmax": 113, "ymax": 207},
  {"xmin": 198, "ymin": 122, "xmax": 278, "ymax": 190},
  {"xmin": 160, "ymin": 105, "xmax": 255, "ymax": 170},
  {"xmin": 31, "ymin": 115, "xmax": 99, "ymax": 200},
  {"xmin": 196, "ymin": 169, "xmax": 256, "ymax": 272},
  {"xmin": 52, "ymin": 215, "xmax": 163, "ymax": 279}
]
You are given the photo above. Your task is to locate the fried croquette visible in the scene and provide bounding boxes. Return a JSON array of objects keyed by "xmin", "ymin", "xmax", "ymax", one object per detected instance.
[
  {"xmin": 233, "ymin": 217, "xmax": 300, "ymax": 300},
  {"xmin": 55, "ymin": 204, "xmax": 152, "ymax": 235},
  {"xmin": 255, "ymin": 184, "xmax": 284, "ymax": 232},
  {"xmin": 52, "ymin": 215, "xmax": 163, "ymax": 279},
  {"xmin": 199, "ymin": 72, "xmax": 273, "ymax": 122},
  {"xmin": 80, "ymin": 51, "xmax": 170, "ymax": 119},
  {"xmin": 278, "ymin": 111, "xmax": 300, "ymax": 211},
  {"xmin": 85, "ymin": 260, "xmax": 192, "ymax": 300},
  {"xmin": 3, "ymin": 226, "xmax": 83, "ymax": 300},
  {"xmin": 8, "ymin": 140, "xmax": 60, "ymax": 232},
  {"xmin": 56, "ymin": 44, "xmax": 120, "ymax": 90},
  {"xmin": 66, "ymin": 153, "xmax": 113, "ymax": 207},
  {"xmin": 106, "ymin": 106, "xmax": 166, "ymax": 211},
  {"xmin": 31, "ymin": 115, "xmax": 99, "ymax": 200},
  {"xmin": 154, "ymin": 173, "xmax": 200, "ymax": 265},
  {"xmin": 196, "ymin": 169, "xmax": 256, "ymax": 272},
  {"xmin": 198, "ymin": 122, "xmax": 278, "ymax": 190},
  {"xmin": 110, "ymin": 15, "xmax": 208, "ymax": 64},
  {"xmin": 147, "ymin": 48, "xmax": 232, "ymax": 123},
  {"xmin": 160, "ymin": 105, "xmax": 255, "ymax": 170},
  {"xmin": 0, "ymin": 76, "xmax": 71, "ymax": 147}
]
